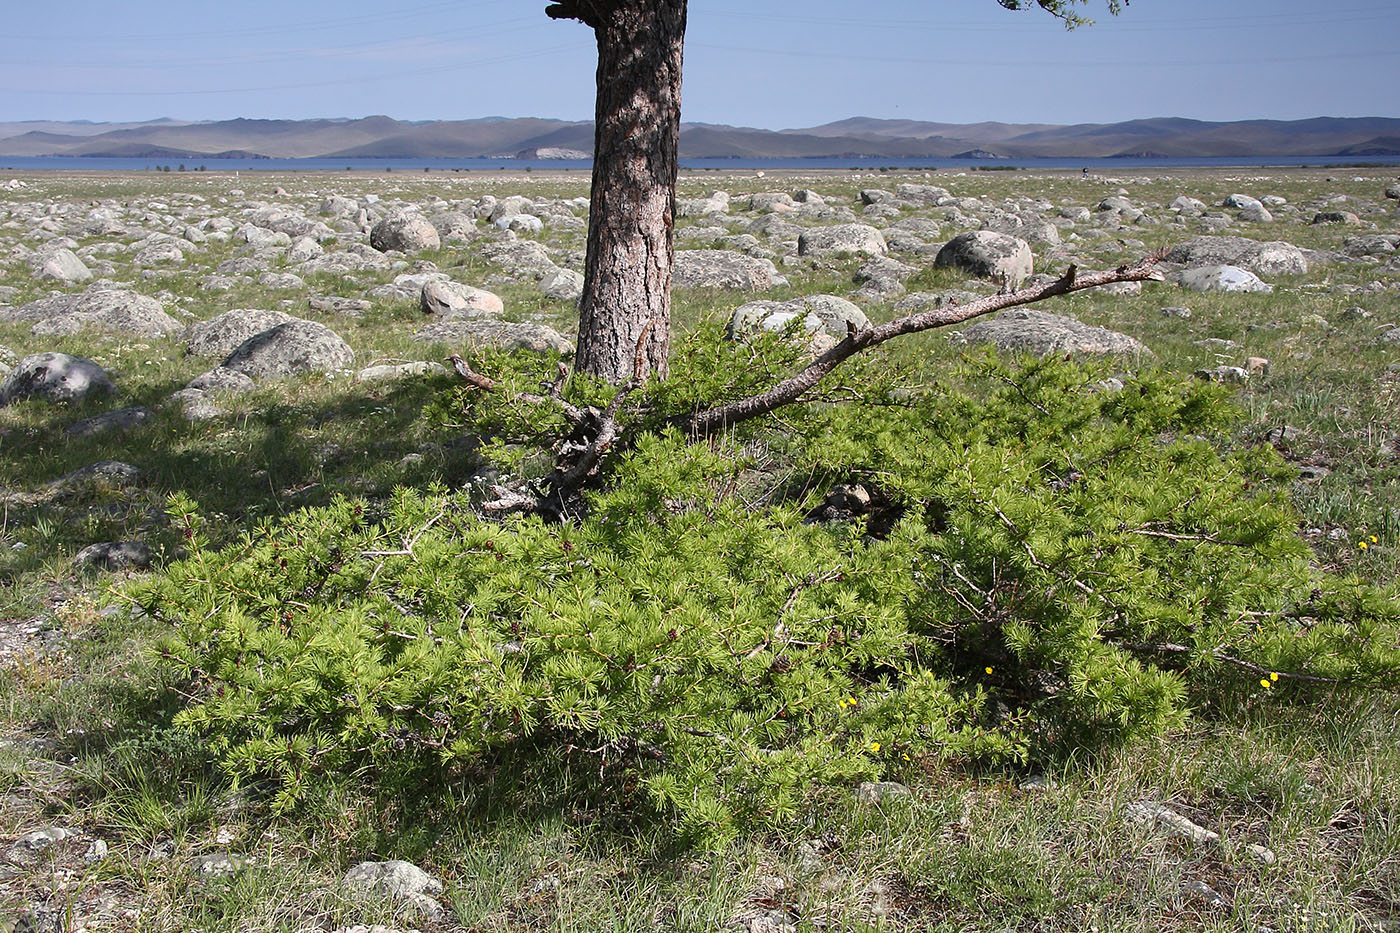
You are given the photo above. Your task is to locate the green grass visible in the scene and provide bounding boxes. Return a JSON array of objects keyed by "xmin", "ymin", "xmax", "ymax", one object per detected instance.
[{"xmin": 1, "ymin": 166, "xmax": 1397, "ymax": 931}]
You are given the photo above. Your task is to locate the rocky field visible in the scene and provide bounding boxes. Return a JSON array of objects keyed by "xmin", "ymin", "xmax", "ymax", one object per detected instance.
[{"xmin": 0, "ymin": 167, "xmax": 1397, "ymax": 932}]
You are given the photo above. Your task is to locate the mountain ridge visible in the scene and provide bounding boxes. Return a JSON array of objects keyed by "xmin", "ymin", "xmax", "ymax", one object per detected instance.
[{"xmin": 4, "ymin": 115, "xmax": 1399, "ymax": 160}]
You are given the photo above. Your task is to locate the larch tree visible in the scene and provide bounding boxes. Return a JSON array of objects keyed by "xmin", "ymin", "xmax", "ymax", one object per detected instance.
[{"xmin": 542, "ymin": 0, "xmax": 1127, "ymax": 385}]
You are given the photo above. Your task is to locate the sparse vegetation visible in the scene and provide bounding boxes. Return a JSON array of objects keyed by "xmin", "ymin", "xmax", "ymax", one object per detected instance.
[{"xmin": 0, "ymin": 166, "xmax": 1397, "ymax": 932}]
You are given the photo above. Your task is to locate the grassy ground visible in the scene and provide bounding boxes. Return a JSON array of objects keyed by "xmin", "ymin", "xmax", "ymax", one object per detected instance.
[{"xmin": 0, "ymin": 166, "xmax": 1397, "ymax": 932}]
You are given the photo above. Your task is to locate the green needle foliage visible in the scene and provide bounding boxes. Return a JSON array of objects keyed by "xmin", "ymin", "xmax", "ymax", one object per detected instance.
[{"xmin": 132, "ymin": 337, "xmax": 1400, "ymax": 847}]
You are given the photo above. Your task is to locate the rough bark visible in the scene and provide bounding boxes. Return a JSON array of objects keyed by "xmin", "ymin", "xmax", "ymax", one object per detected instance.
[{"xmin": 550, "ymin": 0, "xmax": 686, "ymax": 384}]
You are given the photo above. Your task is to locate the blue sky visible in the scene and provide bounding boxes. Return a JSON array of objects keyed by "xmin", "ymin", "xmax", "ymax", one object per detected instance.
[{"xmin": 3, "ymin": 0, "xmax": 1396, "ymax": 127}]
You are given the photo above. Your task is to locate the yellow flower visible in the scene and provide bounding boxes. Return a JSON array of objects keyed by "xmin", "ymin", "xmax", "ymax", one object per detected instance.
[
  {"xmin": 1260, "ymin": 678, "xmax": 1273, "ymax": 689},
  {"xmin": 1270, "ymin": 672, "xmax": 1279, "ymax": 682},
  {"xmin": 1358, "ymin": 541, "xmax": 1369, "ymax": 550},
  {"xmin": 984, "ymin": 666, "xmax": 994, "ymax": 675},
  {"xmin": 902, "ymin": 753, "xmax": 910, "ymax": 761},
  {"xmin": 848, "ymin": 696, "xmax": 859, "ymax": 707},
  {"xmin": 870, "ymin": 741, "xmax": 881, "ymax": 753},
  {"xmin": 1371, "ymin": 535, "xmax": 1379, "ymax": 543}
]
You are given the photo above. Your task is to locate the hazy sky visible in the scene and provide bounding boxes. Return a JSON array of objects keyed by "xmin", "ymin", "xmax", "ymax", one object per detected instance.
[{"xmin": 3, "ymin": 0, "xmax": 1396, "ymax": 127}]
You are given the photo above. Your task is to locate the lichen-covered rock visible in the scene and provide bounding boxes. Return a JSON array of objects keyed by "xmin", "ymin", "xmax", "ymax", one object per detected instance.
[
  {"xmin": 729, "ymin": 295, "xmax": 869, "ymax": 342},
  {"xmin": 421, "ymin": 281, "xmax": 504, "ymax": 317},
  {"xmin": 673, "ymin": 250, "xmax": 782, "ymax": 291},
  {"xmin": 1178, "ymin": 265, "xmax": 1272, "ymax": 294},
  {"xmin": 3, "ymin": 289, "xmax": 180, "ymax": 338},
  {"xmin": 796, "ymin": 224, "xmax": 888, "ymax": 258},
  {"xmin": 74, "ymin": 541, "xmax": 153, "ymax": 571},
  {"xmin": 413, "ymin": 319, "xmax": 573, "ymax": 356},
  {"xmin": 934, "ymin": 231, "xmax": 1033, "ymax": 287},
  {"xmin": 222, "ymin": 320, "xmax": 355, "ymax": 379},
  {"xmin": 1165, "ymin": 236, "xmax": 1308, "ymax": 277},
  {"xmin": 182, "ymin": 308, "xmax": 299, "ymax": 358},
  {"xmin": 0, "ymin": 352, "xmax": 114, "ymax": 406},
  {"xmin": 370, "ymin": 212, "xmax": 441, "ymax": 253},
  {"xmin": 64, "ymin": 406, "xmax": 152, "ymax": 439},
  {"xmin": 958, "ymin": 310, "xmax": 1150, "ymax": 357}
]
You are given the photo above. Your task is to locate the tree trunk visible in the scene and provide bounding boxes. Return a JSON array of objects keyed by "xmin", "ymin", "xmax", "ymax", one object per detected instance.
[{"xmin": 565, "ymin": 0, "xmax": 686, "ymax": 384}]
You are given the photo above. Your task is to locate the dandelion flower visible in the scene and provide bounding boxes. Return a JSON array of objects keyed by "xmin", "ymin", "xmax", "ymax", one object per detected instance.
[
  {"xmin": 1359, "ymin": 541, "xmax": 1369, "ymax": 550},
  {"xmin": 902, "ymin": 753, "xmax": 910, "ymax": 761},
  {"xmin": 1270, "ymin": 672, "xmax": 1279, "ymax": 682},
  {"xmin": 1371, "ymin": 535, "xmax": 1379, "ymax": 543},
  {"xmin": 848, "ymin": 696, "xmax": 858, "ymax": 707},
  {"xmin": 870, "ymin": 741, "xmax": 881, "ymax": 753},
  {"xmin": 984, "ymin": 666, "xmax": 994, "ymax": 675},
  {"xmin": 1260, "ymin": 678, "xmax": 1273, "ymax": 689}
]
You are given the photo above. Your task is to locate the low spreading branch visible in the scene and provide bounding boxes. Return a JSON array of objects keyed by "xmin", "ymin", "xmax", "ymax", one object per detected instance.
[
  {"xmin": 449, "ymin": 254, "xmax": 1167, "ymax": 518},
  {"xmin": 686, "ymin": 253, "xmax": 1165, "ymax": 437}
]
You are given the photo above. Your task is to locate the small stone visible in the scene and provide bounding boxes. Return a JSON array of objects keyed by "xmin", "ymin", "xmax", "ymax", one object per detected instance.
[
  {"xmin": 84, "ymin": 839, "xmax": 109, "ymax": 863},
  {"xmin": 856, "ymin": 781, "xmax": 912, "ymax": 804},
  {"xmin": 1019, "ymin": 774, "xmax": 1056, "ymax": 791},
  {"xmin": 1160, "ymin": 306, "xmax": 1193, "ymax": 318},
  {"xmin": 1195, "ymin": 366, "xmax": 1249, "ymax": 384},
  {"xmin": 1246, "ymin": 357, "xmax": 1271, "ymax": 376},
  {"xmin": 64, "ymin": 406, "xmax": 152, "ymax": 439},
  {"xmin": 195, "ymin": 852, "xmax": 247, "ymax": 876},
  {"xmin": 1180, "ymin": 879, "xmax": 1231, "ymax": 908},
  {"xmin": 344, "ymin": 859, "xmax": 445, "ymax": 920}
]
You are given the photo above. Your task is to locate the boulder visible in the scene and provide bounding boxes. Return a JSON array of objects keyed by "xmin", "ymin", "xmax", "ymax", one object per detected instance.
[
  {"xmin": 1179, "ymin": 265, "xmax": 1272, "ymax": 293},
  {"xmin": 34, "ymin": 247, "xmax": 92, "ymax": 283},
  {"xmin": 1165, "ymin": 236, "xmax": 1307, "ymax": 277},
  {"xmin": 539, "ymin": 268, "xmax": 584, "ymax": 302},
  {"xmin": 1311, "ymin": 211, "xmax": 1361, "ymax": 226},
  {"xmin": 182, "ymin": 308, "xmax": 299, "ymax": 358},
  {"xmin": 1170, "ymin": 196, "xmax": 1207, "ymax": 213},
  {"xmin": 853, "ymin": 256, "xmax": 919, "ymax": 297},
  {"xmin": 74, "ymin": 541, "xmax": 152, "ymax": 572},
  {"xmin": 729, "ymin": 295, "xmax": 869, "ymax": 342},
  {"xmin": 357, "ymin": 361, "xmax": 450, "ymax": 383},
  {"xmin": 673, "ymin": 250, "xmax": 780, "ymax": 291},
  {"xmin": 186, "ymin": 367, "xmax": 257, "ymax": 394},
  {"xmin": 428, "ymin": 211, "xmax": 478, "ymax": 243},
  {"xmin": 64, "ymin": 406, "xmax": 152, "ymax": 439},
  {"xmin": 421, "ymin": 281, "xmax": 504, "ymax": 317},
  {"xmin": 1224, "ymin": 194, "xmax": 1264, "ymax": 211},
  {"xmin": 480, "ymin": 238, "xmax": 557, "ymax": 280},
  {"xmin": 222, "ymin": 320, "xmax": 355, "ymax": 379},
  {"xmin": 3, "ymin": 289, "xmax": 180, "ymax": 338},
  {"xmin": 134, "ymin": 240, "xmax": 185, "ymax": 266},
  {"xmin": 796, "ymin": 224, "xmax": 888, "ymax": 258},
  {"xmin": 1237, "ymin": 205, "xmax": 1273, "ymax": 223},
  {"xmin": 0, "ymin": 353, "xmax": 114, "ymax": 406},
  {"xmin": 413, "ymin": 319, "xmax": 573, "ymax": 356},
  {"xmin": 934, "ymin": 231, "xmax": 1033, "ymax": 287},
  {"xmin": 959, "ymin": 310, "xmax": 1149, "ymax": 357},
  {"xmin": 370, "ymin": 212, "xmax": 441, "ymax": 253}
]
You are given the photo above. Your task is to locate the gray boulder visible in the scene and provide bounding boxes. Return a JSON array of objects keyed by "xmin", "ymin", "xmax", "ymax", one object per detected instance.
[
  {"xmin": 1342, "ymin": 234, "xmax": 1400, "ymax": 257},
  {"xmin": 673, "ymin": 250, "xmax": 781, "ymax": 291},
  {"xmin": 1165, "ymin": 236, "xmax": 1307, "ymax": 277},
  {"xmin": 165, "ymin": 387, "xmax": 227, "ymax": 423},
  {"xmin": 74, "ymin": 541, "xmax": 152, "ymax": 572},
  {"xmin": 357, "ymin": 361, "xmax": 450, "ymax": 383},
  {"xmin": 1224, "ymin": 194, "xmax": 1264, "ymax": 211},
  {"xmin": 1237, "ymin": 205, "xmax": 1273, "ymax": 223},
  {"xmin": 3, "ymin": 289, "xmax": 180, "ymax": 338},
  {"xmin": 134, "ymin": 240, "xmax": 185, "ymax": 266},
  {"xmin": 429, "ymin": 211, "xmax": 479, "ymax": 243},
  {"xmin": 222, "ymin": 320, "xmax": 355, "ymax": 379},
  {"xmin": 182, "ymin": 308, "xmax": 298, "ymax": 358},
  {"xmin": 370, "ymin": 213, "xmax": 440, "ymax": 253},
  {"xmin": 64, "ymin": 406, "xmax": 152, "ymax": 439},
  {"xmin": 0, "ymin": 353, "xmax": 114, "ymax": 406},
  {"xmin": 421, "ymin": 281, "xmax": 504, "ymax": 317},
  {"xmin": 934, "ymin": 231, "xmax": 1033, "ymax": 287},
  {"xmin": 413, "ymin": 319, "xmax": 573, "ymax": 356},
  {"xmin": 1311, "ymin": 211, "xmax": 1361, "ymax": 226},
  {"xmin": 797, "ymin": 224, "xmax": 888, "ymax": 258},
  {"xmin": 959, "ymin": 310, "xmax": 1149, "ymax": 357},
  {"xmin": 1179, "ymin": 265, "xmax": 1272, "ymax": 294},
  {"xmin": 186, "ymin": 367, "xmax": 257, "ymax": 394},
  {"xmin": 34, "ymin": 247, "xmax": 92, "ymax": 283},
  {"xmin": 480, "ymin": 238, "xmax": 557, "ymax": 280},
  {"xmin": 729, "ymin": 295, "xmax": 869, "ymax": 342},
  {"xmin": 539, "ymin": 268, "xmax": 584, "ymax": 302},
  {"xmin": 1170, "ymin": 196, "xmax": 1207, "ymax": 214},
  {"xmin": 853, "ymin": 256, "xmax": 919, "ymax": 297}
]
